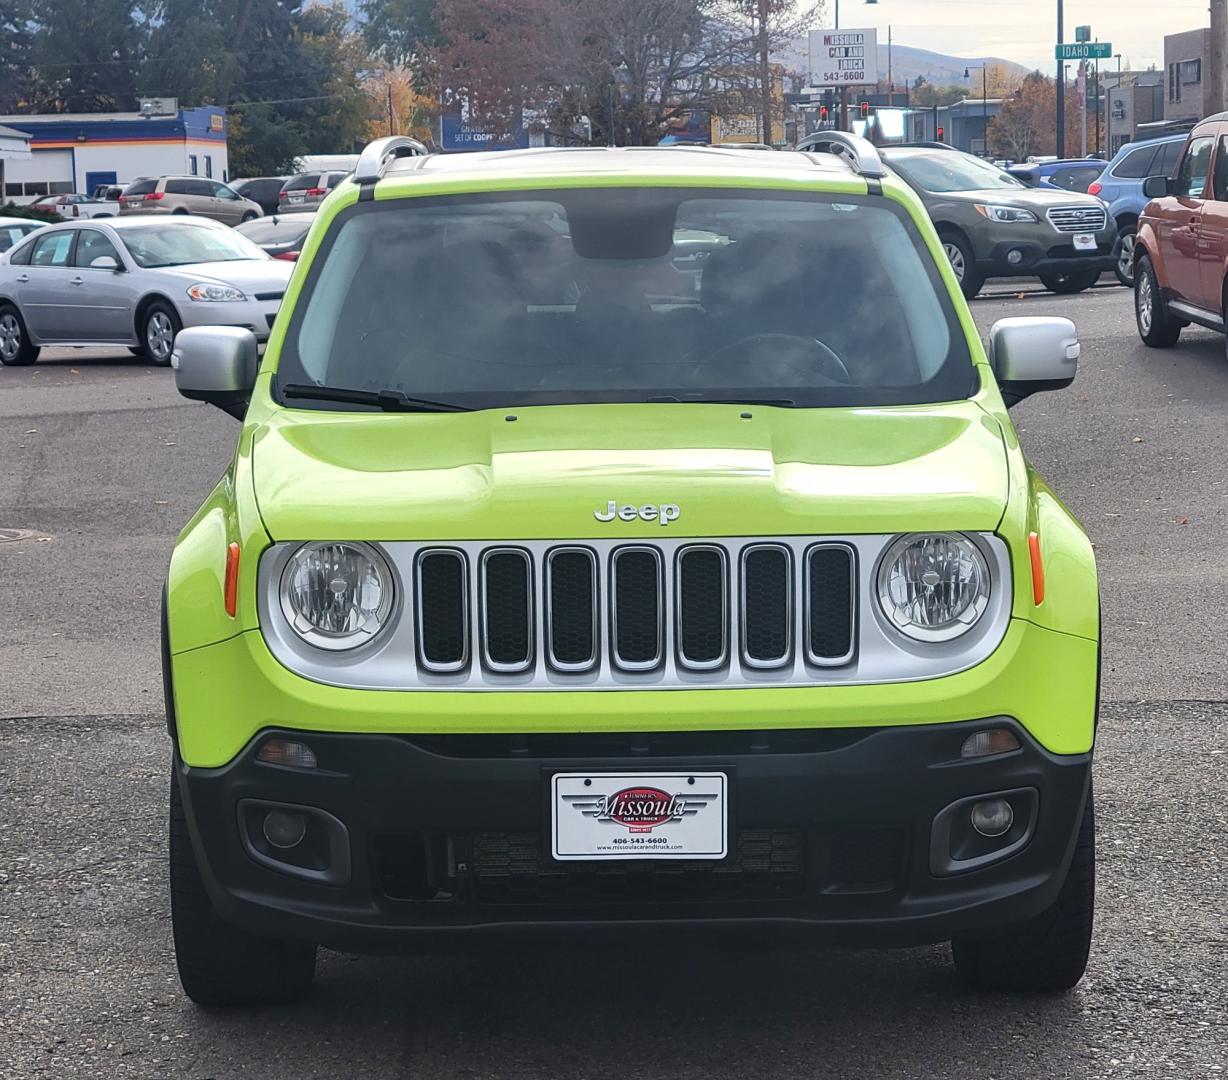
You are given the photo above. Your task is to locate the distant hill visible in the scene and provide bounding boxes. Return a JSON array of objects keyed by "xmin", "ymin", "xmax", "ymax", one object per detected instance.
[
  {"xmin": 776, "ymin": 37, "xmax": 1034, "ymax": 86},
  {"xmin": 879, "ymin": 44, "xmax": 1032, "ymax": 85}
]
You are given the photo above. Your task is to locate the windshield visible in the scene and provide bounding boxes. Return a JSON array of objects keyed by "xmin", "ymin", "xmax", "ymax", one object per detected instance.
[
  {"xmin": 120, "ymin": 223, "xmax": 267, "ymax": 268},
  {"xmin": 277, "ymin": 187, "xmax": 975, "ymax": 410},
  {"xmin": 887, "ymin": 152, "xmax": 1025, "ymax": 193}
]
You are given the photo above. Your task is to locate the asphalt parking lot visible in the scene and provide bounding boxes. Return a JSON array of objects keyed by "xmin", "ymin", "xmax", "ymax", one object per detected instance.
[{"xmin": 1, "ymin": 280, "xmax": 1226, "ymax": 1079}]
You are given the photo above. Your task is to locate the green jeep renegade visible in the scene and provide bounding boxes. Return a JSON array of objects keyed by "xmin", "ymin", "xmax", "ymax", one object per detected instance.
[{"xmin": 164, "ymin": 133, "xmax": 1098, "ymax": 1005}]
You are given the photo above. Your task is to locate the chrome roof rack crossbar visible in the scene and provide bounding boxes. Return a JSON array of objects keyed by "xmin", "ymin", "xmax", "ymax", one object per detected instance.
[
  {"xmin": 794, "ymin": 131, "xmax": 886, "ymax": 179},
  {"xmin": 353, "ymin": 135, "xmax": 431, "ymax": 191}
]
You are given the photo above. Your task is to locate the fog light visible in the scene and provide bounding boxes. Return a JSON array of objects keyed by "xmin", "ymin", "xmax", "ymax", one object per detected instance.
[
  {"xmin": 961, "ymin": 728, "xmax": 1021, "ymax": 759},
  {"xmin": 970, "ymin": 799, "xmax": 1014, "ymax": 838},
  {"xmin": 1006, "ymin": 248, "xmax": 1024, "ymax": 266},
  {"xmin": 257, "ymin": 738, "xmax": 318, "ymax": 769},
  {"xmin": 263, "ymin": 809, "xmax": 308, "ymax": 849}
]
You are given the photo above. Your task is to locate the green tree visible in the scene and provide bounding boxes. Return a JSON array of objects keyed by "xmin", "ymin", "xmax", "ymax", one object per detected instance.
[
  {"xmin": 145, "ymin": 0, "xmax": 372, "ymax": 174},
  {"xmin": 360, "ymin": 0, "xmax": 440, "ymax": 69},
  {"xmin": 28, "ymin": 0, "xmax": 147, "ymax": 111},
  {"xmin": 0, "ymin": 0, "xmax": 38, "ymax": 111}
]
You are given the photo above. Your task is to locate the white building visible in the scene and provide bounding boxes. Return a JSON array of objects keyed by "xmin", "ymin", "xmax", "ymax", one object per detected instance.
[{"xmin": 0, "ymin": 102, "xmax": 230, "ymax": 204}]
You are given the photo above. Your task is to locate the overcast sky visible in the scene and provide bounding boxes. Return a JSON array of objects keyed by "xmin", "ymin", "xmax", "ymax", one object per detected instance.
[{"xmin": 822, "ymin": 0, "xmax": 1213, "ymax": 73}]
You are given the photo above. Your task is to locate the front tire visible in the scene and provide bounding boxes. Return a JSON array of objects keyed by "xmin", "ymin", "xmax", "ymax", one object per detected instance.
[
  {"xmin": 1113, "ymin": 226, "xmax": 1137, "ymax": 287},
  {"xmin": 241, "ymin": 211, "xmax": 258, "ymax": 223},
  {"xmin": 1039, "ymin": 268, "xmax": 1100, "ymax": 294},
  {"xmin": 140, "ymin": 301, "xmax": 181, "ymax": 366},
  {"xmin": 952, "ymin": 787, "xmax": 1095, "ymax": 992},
  {"xmin": 170, "ymin": 772, "xmax": 317, "ymax": 1006},
  {"xmin": 940, "ymin": 230, "xmax": 983, "ymax": 299},
  {"xmin": 0, "ymin": 304, "xmax": 39, "ymax": 366},
  {"xmin": 1135, "ymin": 254, "xmax": 1181, "ymax": 347}
]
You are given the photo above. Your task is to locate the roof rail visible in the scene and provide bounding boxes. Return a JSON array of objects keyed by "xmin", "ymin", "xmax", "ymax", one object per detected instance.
[
  {"xmin": 794, "ymin": 131, "xmax": 886, "ymax": 178},
  {"xmin": 883, "ymin": 141, "xmax": 959, "ymax": 152},
  {"xmin": 353, "ymin": 135, "xmax": 430, "ymax": 186}
]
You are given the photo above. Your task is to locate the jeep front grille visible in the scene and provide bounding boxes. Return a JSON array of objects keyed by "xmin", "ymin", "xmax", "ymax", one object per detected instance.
[
  {"xmin": 258, "ymin": 534, "xmax": 1015, "ymax": 691},
  {"xmin": 408, "ymin": 539, "xmax": 852, "ymax": 681},
  {"xmin": 1046, "ymin": 205, "xmax": 1107, "ymax": 233}
]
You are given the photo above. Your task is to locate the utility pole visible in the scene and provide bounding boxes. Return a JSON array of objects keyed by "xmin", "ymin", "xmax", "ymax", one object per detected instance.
[
  {"xmin": 387, "ymin": 83, "xmax": 394, "ymax": 137},
  {"xmin": 1093, "ymin": 58, "xmax": 1100, "ymax": 157},
  {"xmin": 757, "ymin": 0, "xmax": 773, "ymax": 145},
  {"xmin": 1079, "ymin": 61, "xmax": 1087, "ymax": 157},
  {"xmin": 887, "ymin": 25, "xmax": 893, "ymax": 106},
  {"xmin": 1056, "ymin": 0, "xmax": 1065, "ymax": 155},
  {"xmin": 1212, "ymin": 0, "xmax": 1227, "ymax": 115}
]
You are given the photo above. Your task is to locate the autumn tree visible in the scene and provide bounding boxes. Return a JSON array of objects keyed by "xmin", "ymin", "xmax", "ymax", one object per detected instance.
[
  {"xmin": 723, "ymin": 0, "xmax": 823, "ymax": 146},
  {"xmin": 365, "ymin": 63, "xmax": 436, "ymax": 142},
  {"xmin": 987, "ymin": 70, "xmax": 1102, "ymax": 160}
]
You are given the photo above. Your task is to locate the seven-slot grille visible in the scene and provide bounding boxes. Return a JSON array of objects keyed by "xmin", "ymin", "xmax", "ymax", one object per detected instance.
[
  {"xmin": 413, "ymin": 541, "xmax": 856, "ymax": 678},
  {"xmin": 1046, "ymin": 205, "xmax": 1107, "ymax": 233}
]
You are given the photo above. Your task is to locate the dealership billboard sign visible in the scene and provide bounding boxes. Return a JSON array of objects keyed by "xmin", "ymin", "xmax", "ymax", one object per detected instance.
[{"xmin": 808, "ymin": 28, "xmax": 879, "ymax": 88}]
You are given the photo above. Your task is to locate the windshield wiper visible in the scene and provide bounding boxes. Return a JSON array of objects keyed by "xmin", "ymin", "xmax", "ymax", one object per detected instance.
[
  {"xmin": 281, "ymin": 383, "xmax": 470, "ymax": 413},
  {"xmin": 646, "ymin": 395, "xmax": 797, "ymax": 407}
]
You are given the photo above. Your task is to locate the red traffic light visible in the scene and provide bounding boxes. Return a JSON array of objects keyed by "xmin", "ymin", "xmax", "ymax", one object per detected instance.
[
  {"xmin": 819, "ymin": 106, "xmax": 829, "ymax": 120},
  {"xmin": 860, "ymin": 101, "xmax": 870, "ymax": 117},
  {"xmin": 937, "ymin": 126, "xmax": 945, "ymax": 141}
]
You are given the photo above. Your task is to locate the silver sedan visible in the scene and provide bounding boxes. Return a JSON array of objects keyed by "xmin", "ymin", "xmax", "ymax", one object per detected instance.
[{"xmin": 0, "ymin": 217, "xmax": 293, "ymax": 366}]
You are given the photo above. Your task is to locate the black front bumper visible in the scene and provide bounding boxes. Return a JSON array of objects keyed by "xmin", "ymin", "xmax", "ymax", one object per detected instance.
[
  {"xmin": 177, "ymin": 719, "xmax": 1091, "ymax": 953},
  {"xmin": 977, "ymin": 238, "xmax": 1116, "ymax": 279}
]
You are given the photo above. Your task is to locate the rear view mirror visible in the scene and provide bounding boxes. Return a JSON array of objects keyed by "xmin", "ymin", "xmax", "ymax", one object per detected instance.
[
  {"xmin": 988, "ymin": 317, "xmax": 1079, "ymax": 407},
  {"xmin": 90, "ymin": 255, "xmax": 120, "ymax": 271},
  {"xmin": 1142, "ymin": 174, "xmax": 1172, "ymax": 198},
  {"xmin": 172, "ymin": 326, "xmax": 259, "ymax": 419}
]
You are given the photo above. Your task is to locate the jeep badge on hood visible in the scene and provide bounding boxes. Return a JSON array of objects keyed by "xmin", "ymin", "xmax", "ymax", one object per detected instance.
[{"xmin": 593, "ymin": 501, "xmax": 681, "ymax": 525}]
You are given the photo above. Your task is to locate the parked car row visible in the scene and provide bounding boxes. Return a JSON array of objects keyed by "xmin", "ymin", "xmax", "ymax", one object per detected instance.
[
  {"xmin": 0, "ymin": 217, "xmax": 292, "ymax": 367},
  {"xmin": 797, "ymin": 139, "xmax": 1117, "ymax": 299}
]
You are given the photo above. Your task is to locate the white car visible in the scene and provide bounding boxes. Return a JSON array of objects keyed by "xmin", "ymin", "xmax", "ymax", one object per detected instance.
[
  {"xmin": 0, "ymin": 217, "xmax": 46, "ymax": 253},
  {"xmin": 0, "ymin": 216, "xmax": 293, "ymax": 366}
]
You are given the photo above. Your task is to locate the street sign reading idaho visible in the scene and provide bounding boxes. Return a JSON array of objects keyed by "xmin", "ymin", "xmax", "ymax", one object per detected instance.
[
  {"xmin": 809, "ymin": 28, "xmax": 879, "ymax": 87},
  {"xmin": 1056, "ymin": 42, "xmax": 1111, "ymax": 60}
]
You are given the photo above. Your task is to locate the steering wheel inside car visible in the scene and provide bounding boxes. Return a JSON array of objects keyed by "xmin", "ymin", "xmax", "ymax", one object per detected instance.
[{"xmin": 705, "ymin": 333, "xmax": 851, "ymax": 385}]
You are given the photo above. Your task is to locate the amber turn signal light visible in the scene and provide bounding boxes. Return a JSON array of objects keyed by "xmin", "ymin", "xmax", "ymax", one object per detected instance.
[
  {"xmin": 1028, "ymin": 532, "xmax": 1044, "ymax": 606},
  {"xmin": 224, "ymin": 542, "xmax": 240, "ymax": 617}
]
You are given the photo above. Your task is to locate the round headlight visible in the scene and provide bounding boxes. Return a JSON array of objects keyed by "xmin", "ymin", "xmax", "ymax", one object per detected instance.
[
  {"xmin": 279, "ymin": 542, "xmax": 395, "ymax": 651},
  {"xmin": 876, "ymin": 533, "xmax": 991, "ymax": 642}
]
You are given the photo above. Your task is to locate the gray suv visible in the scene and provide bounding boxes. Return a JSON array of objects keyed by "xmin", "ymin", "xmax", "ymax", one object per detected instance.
[
  {"xmin": 118, "ymin": 177, "xmax": 262, "ymax": 225},
  {"xmin": 873, "ymin": 145, "xmax": 1117, "ymax": 298}
]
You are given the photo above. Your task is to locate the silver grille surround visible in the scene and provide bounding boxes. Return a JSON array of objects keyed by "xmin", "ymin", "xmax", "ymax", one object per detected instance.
[
  {"xmin": 257, "ymin": 533, "xmax": 1013, "ymax": 692},
  {"xmin": 479, "ymin": 547, "xmax": 534, "ymax": 674},
  {"xmin": 674, "ymin": 545, "xmax": 729, "ymax": 672},
  {"xmin": 1046, "ymin": 205, "xmax": 1107, "ymax": 233},
  {"xmin": 739, "ymin": 543, "xmax": 794, "ymax": 670}
]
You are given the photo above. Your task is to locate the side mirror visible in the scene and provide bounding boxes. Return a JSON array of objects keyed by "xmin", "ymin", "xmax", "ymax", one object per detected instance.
[
  {"xmin": 172, "ymin": 326, "xmax": 259, "ymax": 419},
  {"xmin": 988, "ymin": 316, "xmax": 1079, "ymax": 407},
  {"xmin": 1142, "ymin": 174, "xmax": 1172, "ymax": 198},
  {"xmin": 90, "ymin": 255, "xmax": 120, "ymax": 271}
]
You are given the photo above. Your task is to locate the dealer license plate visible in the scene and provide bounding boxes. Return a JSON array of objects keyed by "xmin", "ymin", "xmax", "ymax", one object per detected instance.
[
  {"xmin": 1072, "ymin": 233, "xmax": 1097, "ymax": 252},
  {"xmin": 551, "ymin": 772, "xmax": 727, "ymax": 861}
]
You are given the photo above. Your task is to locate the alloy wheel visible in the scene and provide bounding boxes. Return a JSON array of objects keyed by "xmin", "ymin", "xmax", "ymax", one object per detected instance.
[
  {"xmin": 1117, "ymin": 234, "xmax": 1135, "ymax": 281},
  {"xmin": 147, "ymin": 311, "xmax": 175, "ymax": 362},
  {"xmin": 943, "ymin": 243, "xmax": 966, "ymax": 281},
  {"xmin": 0, "ymin": 313, "xmax": 20, "ymax": 362},
  {"xmin": 1137, "ymin": 271, "xmax": 1153, "ymax": 335}
]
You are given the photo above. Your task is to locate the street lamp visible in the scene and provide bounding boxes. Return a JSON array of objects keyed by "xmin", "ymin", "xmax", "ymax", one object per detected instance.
[{"xmin": 965, "ymin": 64, "xmax": 988, "ymax": 156}]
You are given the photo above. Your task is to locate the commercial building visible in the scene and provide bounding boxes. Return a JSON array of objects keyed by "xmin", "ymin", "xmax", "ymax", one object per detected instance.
[
  {"xmin": 0, "ymin": 102, "xmax": 228, "ymax": 203},
  {"xmin": 0, "ymin": 124, "xmax": 32, "ymax": 199},
  {"xmin": 1103, "ymin": 71, "xmax": 1164, "ymax": 154},
  {"xmin": 1163, "ymin": 28, "xmax": 1211, "ymax": 125}
]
